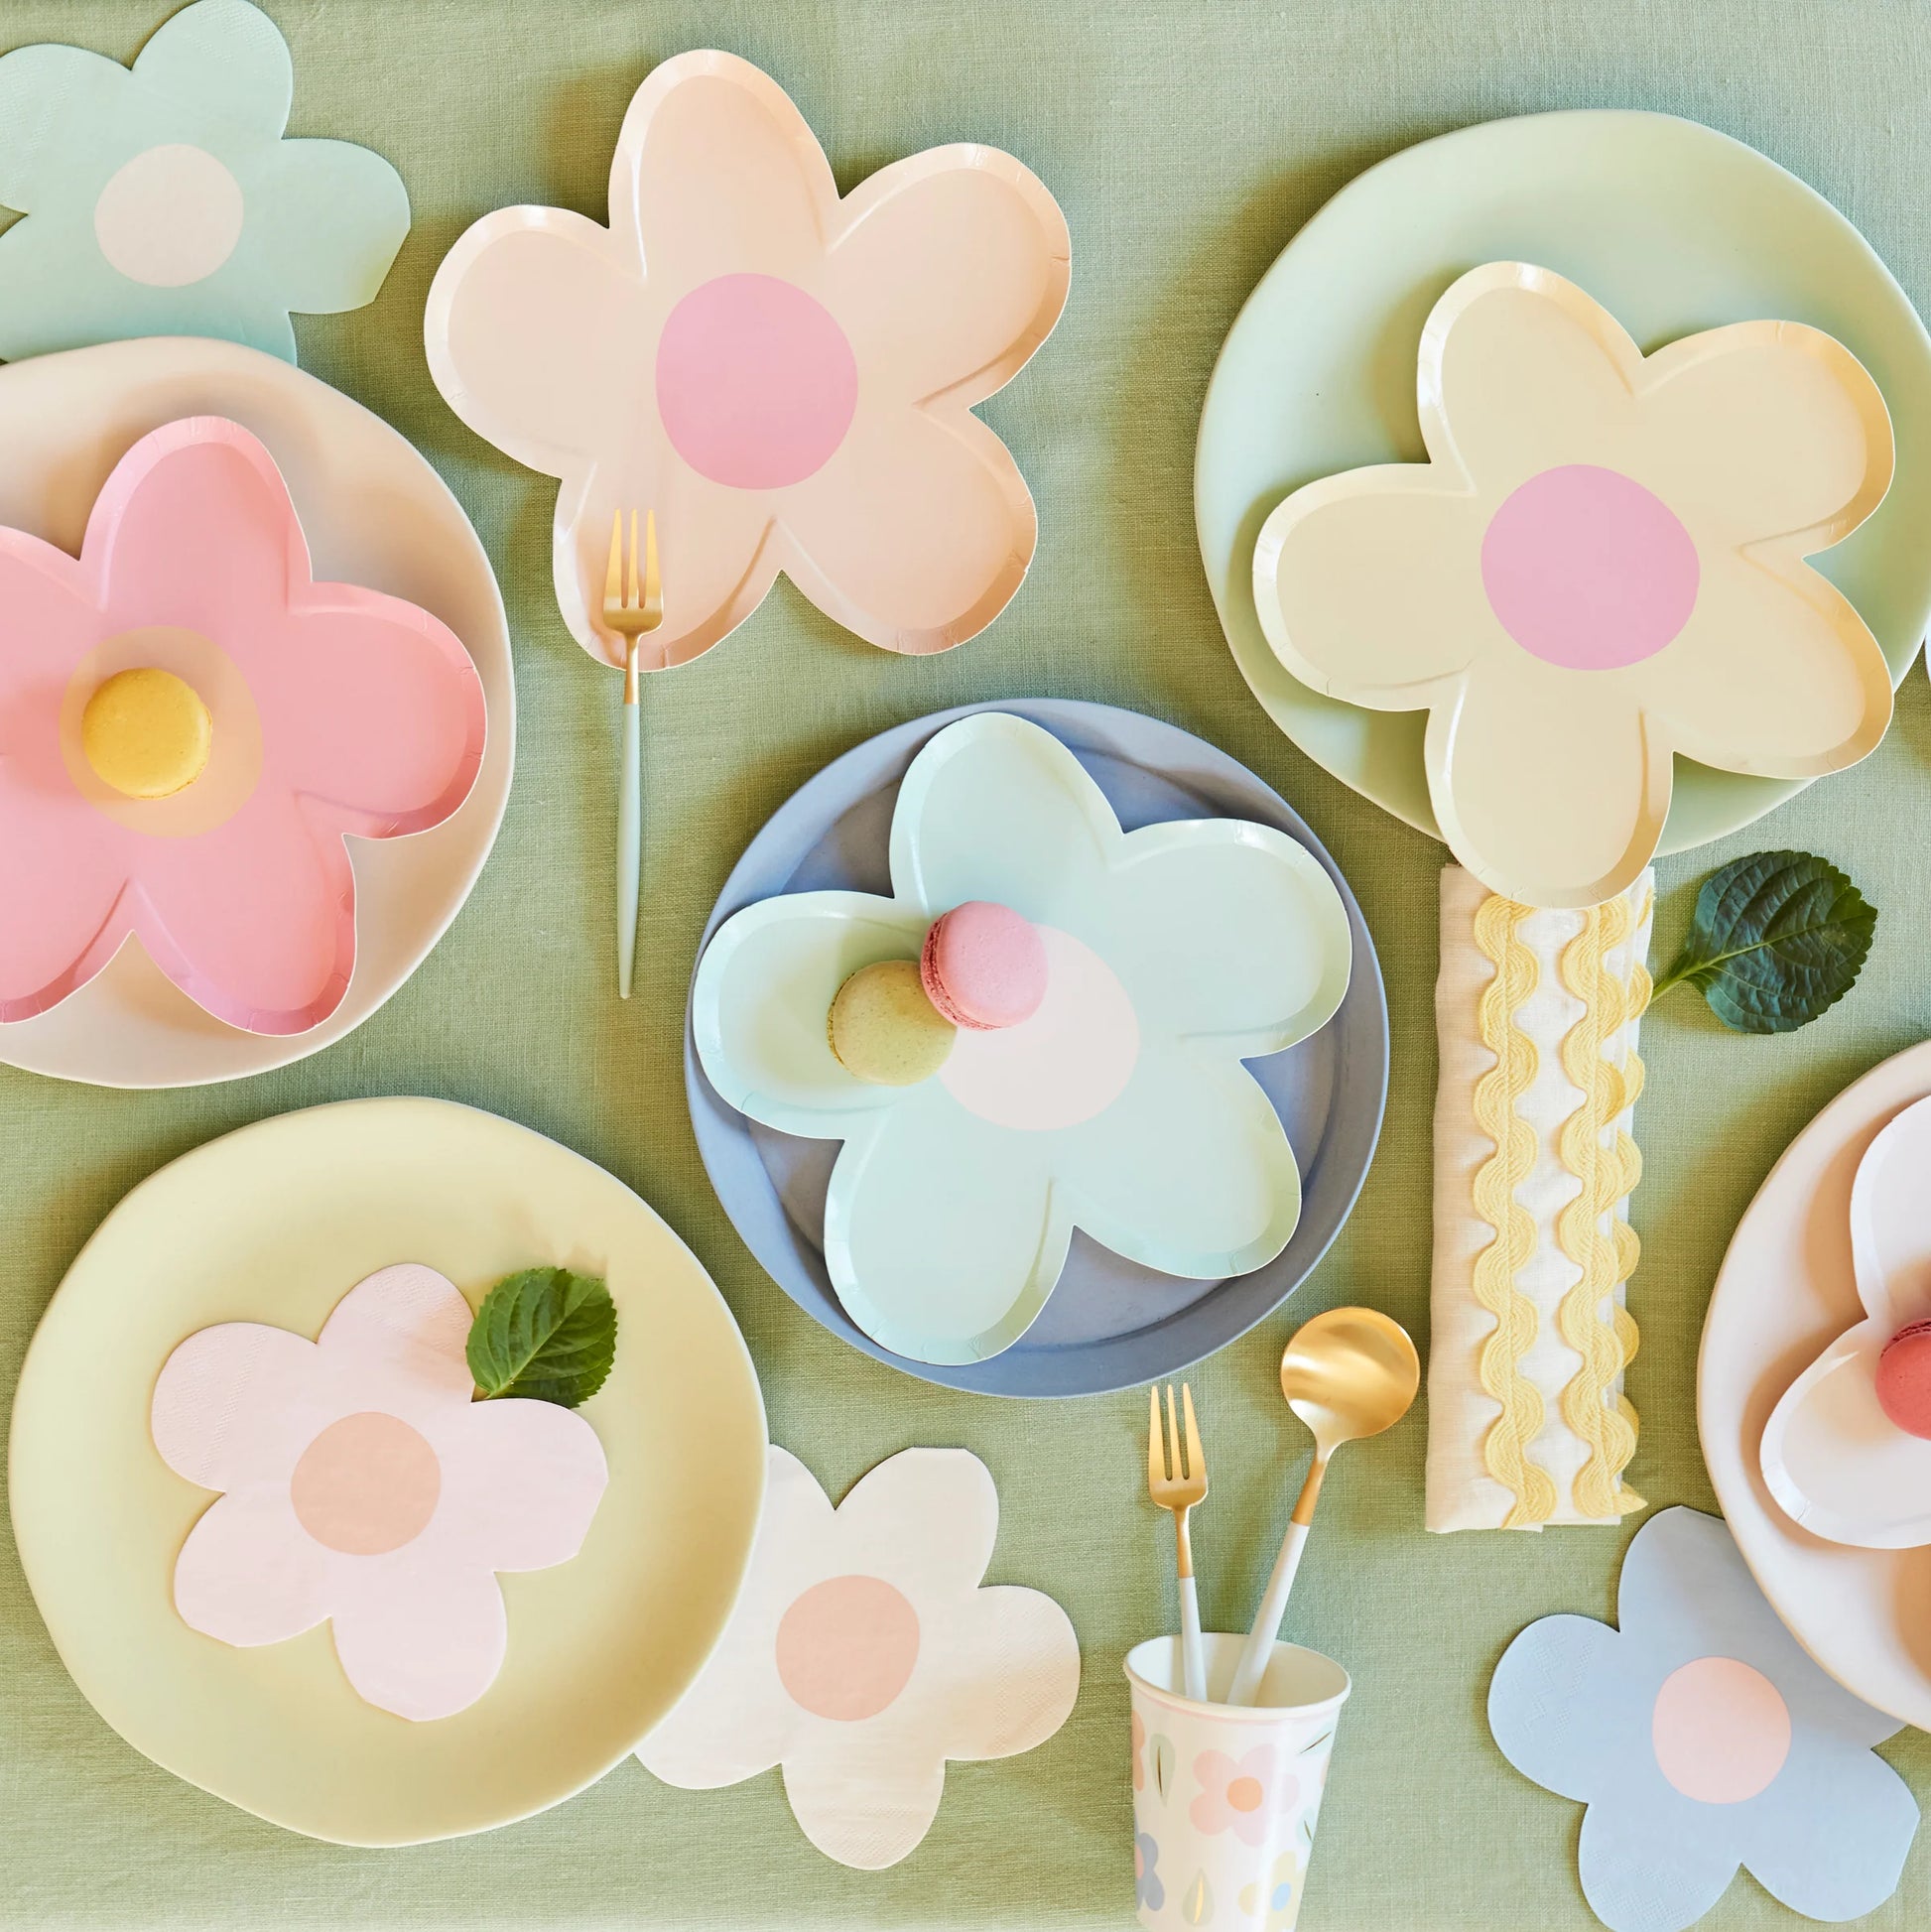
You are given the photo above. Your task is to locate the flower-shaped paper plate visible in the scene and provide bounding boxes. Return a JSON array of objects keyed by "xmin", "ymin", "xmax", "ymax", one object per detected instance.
[
  {"xmin": 426, "ymin": 48, "xmax": 1068, "ymax": 670},
  {"xmin": 1200, "ymin": 111, "xmax": 1931, "ymax": 870},
  {"xmin": 0, "ymin": 413, "xmax": 486, "ymax": 1037},
  {"xmin": 1759, "ymin": 1094, "xmax": 1931, "ymax": 1550},
  {"xmin": 686, "ymin": 700, "xmax": 1386, "ymax": 1395},
  {"xmin": 1252, "ymin": 260, "xmax": 1893, "ymax": 909},
  {"xmin": 8, "ymin": 1097, "xmax": 766, "ymax": 1845},
  {"xmin": 0, "ymin": 334, "xmax": 512, "ymax": 1089}
]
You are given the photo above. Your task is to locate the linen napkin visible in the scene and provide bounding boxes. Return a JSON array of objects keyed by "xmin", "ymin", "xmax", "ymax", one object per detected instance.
[{"xmin": 1426, "ymin": 864, "xmax": 1654, "ymax": 1532}]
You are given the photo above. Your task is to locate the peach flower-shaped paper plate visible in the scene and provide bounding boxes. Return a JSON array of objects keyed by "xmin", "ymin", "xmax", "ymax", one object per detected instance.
[
  {"xmin": 1760, "ymin": 1094, "xmax": 1931, "ymax": 1551},
  {"xmin": 0, "ymin": 414, "xmax": 486, "ymax": 1036},
  {"xmin": 1252, "ymin": 261, "xmax": 1895, "ymax": 910},
  {"xmin": 423, "ymin": 48, "xmax": 1069, "ymax": 669}
]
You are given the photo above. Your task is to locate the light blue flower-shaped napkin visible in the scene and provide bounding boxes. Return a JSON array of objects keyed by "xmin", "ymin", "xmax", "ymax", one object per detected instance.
[
  {"xmin": 692, "ymin": 713, "xmax": 1353, "ymax": 1364},
  {"xmin": 0, "ymin": 0, "xmax": 409, "ymax": 363},
  {"xmin": 1489, "ymin": 1507, "xmax": 1919, "ymax": 1932}
]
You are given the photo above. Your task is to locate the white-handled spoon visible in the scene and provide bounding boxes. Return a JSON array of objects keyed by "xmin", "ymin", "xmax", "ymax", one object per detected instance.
[{"xmin": 1227, "ymin": 1307, "xmax": 1419, "ymax": 1707}]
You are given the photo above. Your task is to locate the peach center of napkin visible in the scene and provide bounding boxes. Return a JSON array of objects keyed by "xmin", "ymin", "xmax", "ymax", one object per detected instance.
[
  {"xmin": 291, "ymin": 1411, "xmax": 443, "ymax": 1555},
  {"xmin": 1650, "ymin": 1656, "xmax": 1791, "ymax": 1803},
  {"xmin": 656, "ymin": 273, "xmax": 858, "ymax": 488},
  {"xmin": 94, "ymin": 143, "xmax": 245, "ymax": 288},
  {"xmin": 1481, "ymin": 464, "xmax": 1699, "ymax": 670},
  {"xmin": 775, "ymin": 1574, "xmax": 921, "ymax": 1721}
]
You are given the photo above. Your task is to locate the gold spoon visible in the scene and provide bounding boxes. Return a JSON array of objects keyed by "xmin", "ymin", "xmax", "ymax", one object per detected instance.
[{"xmin": 1226, "ymin": 1306, "xmax": 1420, "ymax": 1705}]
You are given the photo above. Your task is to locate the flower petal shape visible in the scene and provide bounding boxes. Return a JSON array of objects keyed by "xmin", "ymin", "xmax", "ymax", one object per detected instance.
[
  {"xmin": 425, "ymin": 48, "xmax": 1068, "ymax": 670},
  {"xmin": 1762, "ymin": 1092, "xmax": 1931, "ymax": 1549},
  {"xmin": 150, "ymin": 1265, "xmax": 609, "ymax": 1723},
  {"xmin": 0, "ymin": 0, "xmax": 406, "ymax": 364},
  {"xmin": 173, "ymin": 1488, "xmax": 332, "ymax": 1647},
  {"xmin": 693, "ymin": 714, "xmax": 1351, "ymax": 1363},
  {"xmin": 1255, "ymin": 261, "xmax": 1894, "ymax": 909},
  {"xmin": 328, "ymin": 1552, "xmax": 510, "ymax": 1725},
  {"xmin": 638, "ymin": 1445, "xmax": 1077, "ymax": 1869},
  {"xmin": 1488, "ymin": 1508, "xmax": 1918, "ymax": 1932},
  {"xmin": 0, "ymin": 416, "xmax": 485, "ymax": 1035}
]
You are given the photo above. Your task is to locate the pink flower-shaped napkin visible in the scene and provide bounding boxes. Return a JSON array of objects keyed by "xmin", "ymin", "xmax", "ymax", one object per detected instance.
[
  {"xmin": 0, "ymin": 416, "xmax": 485, "ymax": 1035},
  {"xmin": 151, "ymin": 1263, "xmax": 608, "ymax": 1722}
]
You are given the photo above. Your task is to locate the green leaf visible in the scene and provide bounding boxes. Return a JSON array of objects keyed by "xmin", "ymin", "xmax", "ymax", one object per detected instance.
[
  {"xmin": 465, "ymin": 1267, "xmax": 616, "ymax": 1407},
  {"xmin": 1652, "ymin": 849, "xmax": 1876, "ymax": 1034}
]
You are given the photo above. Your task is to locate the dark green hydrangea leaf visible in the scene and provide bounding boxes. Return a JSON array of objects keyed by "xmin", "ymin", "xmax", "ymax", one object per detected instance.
[
  {"xmin": 465, "ymin": 1267, "xmax": 616, "ymax": 1407},
  {"xmin": 1653, "ymin": 850, "xmax": 1875, "ymax": 1034}
]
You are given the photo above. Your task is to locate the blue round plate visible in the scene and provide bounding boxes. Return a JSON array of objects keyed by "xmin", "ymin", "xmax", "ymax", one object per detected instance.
[{"xmin": 684, "ymin": 699, "xmax": 1388, "ymax": 1398}]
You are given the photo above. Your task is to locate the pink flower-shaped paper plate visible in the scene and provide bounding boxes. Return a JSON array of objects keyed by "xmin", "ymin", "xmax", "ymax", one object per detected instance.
[
  {"xmin": 0, "ymin": 413, "xmax": 487, "ymax": 1036},
  {"xmin": 424, "ymin": 48, "xmax": 1069, "ymax": 669}
]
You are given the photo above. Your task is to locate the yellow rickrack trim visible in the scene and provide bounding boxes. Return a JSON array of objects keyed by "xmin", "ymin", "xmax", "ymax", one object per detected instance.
[
  {"xmin": 1553, "ymin": 889, "xmax": 1649, "ymax": 1519},
  {"xmin": 1469, "ymin": 893, "xmax": 1556, "ymax": 1529}
]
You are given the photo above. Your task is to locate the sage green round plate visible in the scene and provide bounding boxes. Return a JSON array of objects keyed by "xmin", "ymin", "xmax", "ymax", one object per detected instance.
[
  {"xmin": 1197, "ymin": 109, "xmax": 1931, "ymax": 852},
  {"xmin": 8, "ymin": 1098, "xmax": 767, "ymax": 1844}
]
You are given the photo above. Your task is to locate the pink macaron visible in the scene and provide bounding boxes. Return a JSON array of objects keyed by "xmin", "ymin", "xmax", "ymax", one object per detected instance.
[
  {"xmin": 919, "ymin": 900, "xmax": 1049, "ymax": 1030},
  {"xmin": 1876, "ymin": 1321, "xmax": 1931, "ymax": 1440}
]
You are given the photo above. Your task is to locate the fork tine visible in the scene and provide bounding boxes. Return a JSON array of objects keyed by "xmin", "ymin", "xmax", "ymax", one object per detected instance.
[
  {"xmin": 1182, "ymin": 1382, "xmax": 1205, "ymax": 1485},
  {"xmin": 603, "ymin": 509, "xmax": 624, "ymax": 610},
  {"xmin": 1165, "ymin": 1383, "xmax": 1182, "ymax": 1480},
  {"xmin": 643, "ymin": 508, "xmax": 662, "ymax": 622},
  {"xmin": 626, "ymin": 509, "xmax": 640, "ymax": 610},
  {"xmin": 1147, "ymin": 1384, "xmax": 1166, "ymax": 1489}
]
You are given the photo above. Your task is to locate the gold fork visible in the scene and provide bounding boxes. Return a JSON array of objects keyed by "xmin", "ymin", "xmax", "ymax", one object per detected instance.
[
  {"xmin": 1148, "ymin": 1382, "xmax": 1209, "ymax": 1700},
  {"xmin": 601, "ymin": 509, "xmax": 662, "ymax": 999}
]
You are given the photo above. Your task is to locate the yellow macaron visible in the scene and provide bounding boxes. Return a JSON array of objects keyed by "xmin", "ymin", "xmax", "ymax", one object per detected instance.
[
  {"xmin": 828, "ymin": 960, "xmax": 956, "ymax": 1086},
  {"xmin": 81, "ymin": 667, "xmax": 213, "ymax": 800}
]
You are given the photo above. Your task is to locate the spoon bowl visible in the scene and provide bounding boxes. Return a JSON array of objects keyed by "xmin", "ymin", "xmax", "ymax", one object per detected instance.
[{"xmin": 1281, "ymin": 1306, "xmax": 1421, "ymax": 1457}]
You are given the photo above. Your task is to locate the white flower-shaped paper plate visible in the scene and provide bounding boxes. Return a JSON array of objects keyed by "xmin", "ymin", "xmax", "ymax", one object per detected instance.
[
  {"xmin": 686, "ymin": 701, "xmax": 1386, "ymax": 1394},
  {"xmin": 1760, "ymin": 1094, "xmax": 1931, "ymax": 1549}
]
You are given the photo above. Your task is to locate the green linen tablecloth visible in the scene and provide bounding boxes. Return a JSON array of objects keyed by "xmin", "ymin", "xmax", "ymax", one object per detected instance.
[{"xmin": 5, "ymin": 1, "xmax": 1931, "ymax": 1925}]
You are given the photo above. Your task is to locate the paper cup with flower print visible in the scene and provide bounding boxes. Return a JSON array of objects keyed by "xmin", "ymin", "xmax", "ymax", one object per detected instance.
[{"xmin": 1125, "ymin": 1633, "xmax": 1349, "ymax": 1932}]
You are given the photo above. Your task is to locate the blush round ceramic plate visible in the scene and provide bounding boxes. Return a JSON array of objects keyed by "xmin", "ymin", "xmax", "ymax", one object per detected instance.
[
  {"xmin": 8, "ymin": 1098, "xmax": 767, "ymax": 1845},
  {"xmin": 1700, "ymin": 1039, "xmax": 1931, "ymax": 1729},
  {"xmin": 685, "ymin": 699, "xmax": 1388, "ymax": 1397},
  {"xmin": 1199, "ymin": 109, "xmax": 1931, "ymax": 857},
  {"xmin": 0, "ymin": 336, "xmax": 513, "ymax": 1088}
]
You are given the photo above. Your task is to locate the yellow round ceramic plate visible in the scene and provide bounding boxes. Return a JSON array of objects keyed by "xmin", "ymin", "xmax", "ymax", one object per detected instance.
[{"xmin": 8, "ymin": 1097, "xmax": 766, "ymax": 1845}]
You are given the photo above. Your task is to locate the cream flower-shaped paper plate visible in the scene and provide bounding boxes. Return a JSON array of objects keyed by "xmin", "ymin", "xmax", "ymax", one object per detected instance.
[
  {"xmin": 425, "ymin": 48, "xmax": 1068, "ymax": 669},
  {"xmin": 1252, "ymin": 261, "xmax": 1894, "ymax": 909},
  {"xmin": 1759, "ymin": 1093, "xmax": 1931, "ymax": 1550},
  {"xmin": 637, "ymin": 1446, "xmax": 1079, "ymax": 1869}
]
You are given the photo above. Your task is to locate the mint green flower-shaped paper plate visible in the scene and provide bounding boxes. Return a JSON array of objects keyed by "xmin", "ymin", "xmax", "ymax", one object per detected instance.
[
  {"xmin": 0, "ymin": 0, "xmax": 409, "ymax": 364},
  {"xmin": 692, "ymin": 712, "xmax": 1355, "ymax": 1366}
]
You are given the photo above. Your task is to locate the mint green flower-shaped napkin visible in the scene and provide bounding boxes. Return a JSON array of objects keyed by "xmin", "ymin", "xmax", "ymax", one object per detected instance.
[
  {"xmin": 693, "ymin": 714, "xmax": 1353, "ymax": 1364},
  {"xmin": 0, "ymin": 0, "xmax": 409, "ymax": 363}
]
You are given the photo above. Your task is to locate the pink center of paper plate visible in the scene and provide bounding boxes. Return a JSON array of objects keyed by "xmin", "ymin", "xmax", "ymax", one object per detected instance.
[
  {"xmin": 1480, "ymin": 464, "xmax": 1700, "ymax": 670},
  {"xmin": 1651, "ymin": 1656, "xmax": 1791, "ymax": 1803},
  {"xmin": 656, "ymin": 273, "xmax": 858, "ymax": 489},
  {"xmin": 940, "ymin": 927, "xmax": 1140, "ymax": 1130},
  {"xmin": 774, "ymin": 1574, "xmax": 920, "ymax": 1721},
  {"xmin": 291, "ymin": 1411, "xmax": 442, "ymax": 1556}
]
